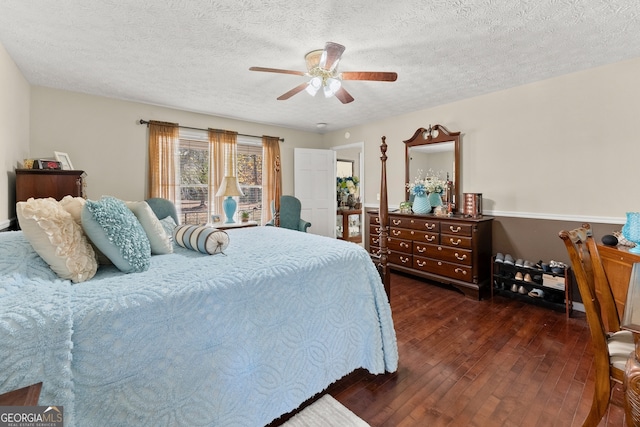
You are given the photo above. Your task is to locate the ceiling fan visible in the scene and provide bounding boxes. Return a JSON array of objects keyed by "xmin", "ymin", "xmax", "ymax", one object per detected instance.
[{"xmin": 249, "ymin": 42, "xmax": 397, "ymax": 104}]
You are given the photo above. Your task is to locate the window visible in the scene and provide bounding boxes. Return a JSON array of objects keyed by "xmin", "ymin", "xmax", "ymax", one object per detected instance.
[
  {"xmin": 236, "ymin": 140, "xmax": 263, "ymax": 223},
  {"xmin": 176, "ymin": 130, "xmax": 263, "ymax": 225}
]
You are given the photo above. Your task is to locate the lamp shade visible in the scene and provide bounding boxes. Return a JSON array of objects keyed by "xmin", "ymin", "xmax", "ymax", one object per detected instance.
[{"xmin": 215, "ymin": 176, "xmax": 244, "ymax": 197}]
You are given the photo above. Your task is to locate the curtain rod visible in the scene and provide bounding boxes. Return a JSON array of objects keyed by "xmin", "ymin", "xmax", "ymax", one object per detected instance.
[{"xmin": 138, "ymin": 120, "xmax": 284, "ymax": 142}]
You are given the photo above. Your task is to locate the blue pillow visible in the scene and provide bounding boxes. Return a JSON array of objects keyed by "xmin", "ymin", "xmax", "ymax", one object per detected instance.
[
  {"xmin": 173, "ymin": 225, "xmax": 229, "ymax": 255},
  {"xmin": 81, "ymin": 196, "xmax": 151, "ymax": 273}
]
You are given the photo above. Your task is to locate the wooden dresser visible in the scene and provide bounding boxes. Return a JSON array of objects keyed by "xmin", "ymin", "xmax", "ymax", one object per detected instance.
[
  {"xmin": 16, "ymin": 169, "xmax": 86, "ymax": 202},
  {"xmin": 369, "ymin": 211, "xmax": 493, "ymax": 299}
]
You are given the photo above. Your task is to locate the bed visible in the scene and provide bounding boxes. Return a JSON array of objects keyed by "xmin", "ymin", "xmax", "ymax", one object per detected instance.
[{"xmin": 0, "ymin": 199, "xmax": 397, "ymax": 426}]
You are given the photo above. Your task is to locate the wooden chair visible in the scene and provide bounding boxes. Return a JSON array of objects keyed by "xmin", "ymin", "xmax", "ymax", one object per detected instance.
[{"xmin": 559, "ymin": 224, "xmax": 635, "ymax": 426}]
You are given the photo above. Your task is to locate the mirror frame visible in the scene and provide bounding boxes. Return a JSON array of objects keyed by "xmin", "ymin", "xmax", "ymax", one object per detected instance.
[{"xmin": 404, "ymin": 124, "xmax": 461, "ymax": 210}]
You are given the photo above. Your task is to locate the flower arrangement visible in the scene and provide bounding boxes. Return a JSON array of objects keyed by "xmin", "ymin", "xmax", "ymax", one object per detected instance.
[
  {"xmin": 337, "ymin": 176, "xmax": 359, "ymax": 196},
  {"xmin": 406, "ymin": 169, "xmax": 446, "ymax": 196}
]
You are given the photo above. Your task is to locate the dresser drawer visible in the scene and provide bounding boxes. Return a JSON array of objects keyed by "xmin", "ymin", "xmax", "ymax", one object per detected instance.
[
  {"xmin": 389, "ymin": 251, "xmax": 412, "ymax": 266},
  {"xmin": 413, "ymin": 256, "xmax": 473, "ymax": 283},
  {"xmin": 390, "ymin": 215, "xmax": 439, "ymax": 232},
  {"xmin": 389, "ymin": 227, "xmax": 438, "ymax": 244},
  {"xmin": 417, "ymin": 243, "xmax": 472, "ymax": 266},
  {"xmin": 440, "ymin": 234, "xmax": 472, "ymax": 250},
  {"xmin": 370, "ymin": 224, "xmax": 382, "ymax": 235},
  {"xmin": 388, "ymin": 237, "xmax": 412, "ymax": 254},
  {"xmin": 370, "ymin": 233, "xmax": 383, "ymax": 248},
  {"xmin": 369, "ymin": 215, "xmax": 381, "ymax": 226},
  {"xmin": 440, "ymin": 221, "xmax": 473, "ymax": 237}
]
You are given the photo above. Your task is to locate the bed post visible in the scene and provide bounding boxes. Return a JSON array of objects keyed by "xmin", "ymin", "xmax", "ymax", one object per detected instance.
[{"xmin": 379, "ymin": 137, "xmax": 390, "ymax": 298}]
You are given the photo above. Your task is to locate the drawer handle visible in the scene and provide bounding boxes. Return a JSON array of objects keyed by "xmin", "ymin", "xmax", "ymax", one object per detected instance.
[
  {"xmin": 374, "ymin": 227, "xmax": 381, "ymax": 233},
  {"xmin": 400, "ymin": 242, "xmax": 410, "ymax": 248},
  {"xmin": 392, "ymin": 230, "xmax": 401, "ymax": 236},
  {"xmin": 437, "ymin": 261, "xmax": 443, "ymax": 266},
  {"xmin": 400, "ymin": 256, "xmax": 410, "ymax": 264},
  {"xmin": 426, "ymin": 224, "xmax": 435, "ymax": 230},
  {"xmin": 416, "ymin": 260, "xmax": 426, "ymax": 267},
  {"xmin": 455, "ymin": 268, "xmax": 467, "ymax": 275},
  {"xmin": 455, "ymin": 253, "xmax": 467, "ymax": 261},
  {"xmin": 417, "ymin": 246, "xmax": 426, "ymax": 253},
  {"xmin": 449, "ymin": 226, "xmax": 461, "ymax": 233},
  {"xmin": 450, "ymin": 238, "xmax": 461, "ymax": 246},
  {"xmin": 372, "ymin": 237, "xmax": 379, "ymax": 244},
  {"xmin": 375, "ymin": 218, "xmax": 380, "ymax": 224},
  {"xmin": 410, "ymin": 220, "xmax": 415, "ymax": 224},
  {"xmin": 392, "ymin": 219, "xmax": 401, "ymax": 225},
  {"xmin": 426, "ymin": 235, "xmax": 435, "ymax": 242}
]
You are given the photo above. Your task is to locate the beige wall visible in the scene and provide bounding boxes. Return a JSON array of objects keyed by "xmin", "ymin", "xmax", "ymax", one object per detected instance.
[
  {"xmin": 0, "ymin": 43, "xmax": 30, "ymax": 228},
  {"xmin": 29, "ymin": 87, "xmax": 323, "ymax": 203},
  {"xmin": 322, "ymin": 57, "xmax": 640, "ymax": 225}
]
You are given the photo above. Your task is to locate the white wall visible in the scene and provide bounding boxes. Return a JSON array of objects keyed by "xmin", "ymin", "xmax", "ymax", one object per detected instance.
[
  {"xmin": 0, "ymin": 42, "xmax": 30, "ymax": 227},
  {"xmin": 322, "ymin": 57, "xmax": 640, "ymax": 224},
  {"xmin": 29, "ymin": 87, "xmax": 323, "ymax": 202}
]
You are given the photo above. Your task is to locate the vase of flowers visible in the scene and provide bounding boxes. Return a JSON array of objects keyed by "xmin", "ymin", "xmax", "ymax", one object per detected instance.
[
  {"xmin": 406, "ymin": 169, "xmax": 446, "ymax": 214},
  {"xmin": 337, "ymin": 176, "xmax": 359, "ymax": 209}
]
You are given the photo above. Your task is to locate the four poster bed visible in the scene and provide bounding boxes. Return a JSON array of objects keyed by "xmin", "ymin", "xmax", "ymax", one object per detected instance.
[{"xmin": 0, "ymin": 159, "xmax": 397, "ymax": 427}]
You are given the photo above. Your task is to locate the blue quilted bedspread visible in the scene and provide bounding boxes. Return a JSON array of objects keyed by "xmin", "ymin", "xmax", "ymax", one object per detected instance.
[{"xmin": 0, "ymin": 227, "xmax": 397, "ymax": 426}]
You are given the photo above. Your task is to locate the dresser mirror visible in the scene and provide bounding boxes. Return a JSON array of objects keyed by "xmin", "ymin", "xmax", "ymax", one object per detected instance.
[{"xmin": 404, "ymin": 124, "xmax": 461, "ymax": 209}]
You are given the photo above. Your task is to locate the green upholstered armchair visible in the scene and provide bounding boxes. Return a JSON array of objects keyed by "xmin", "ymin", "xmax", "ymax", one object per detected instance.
[
  {"xmin": 145, "ymin": 198, "xmax": 180, "ymax": 224},
  {"xmin": 265, "ymin": 195, "xmax": 311, "ymax": 232}
]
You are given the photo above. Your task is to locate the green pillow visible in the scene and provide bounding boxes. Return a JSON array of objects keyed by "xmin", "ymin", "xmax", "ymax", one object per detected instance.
[{"xmin": 81, "ymin": 196, "xmax": 151, "ymax": 273}]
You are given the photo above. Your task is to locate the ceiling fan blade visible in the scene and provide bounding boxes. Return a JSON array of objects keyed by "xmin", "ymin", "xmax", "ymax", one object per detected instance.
[
  {"xmin": 341, "ymin": 71, "xmax": 398, "ymax": 81},
  {"xmin": 319, "ymin": 42, "xmax": 345, "ymax": 71},
  {"xmin": 334, "ymin": 87, "xmax": 354, "ymax": 104},
  {"xmin": 249, "ymin": 66, "xmax": 306, "ymax": 76},
  {"xmin": 277, "ymin": 82, "xmax": 309, "ymax": 100}
]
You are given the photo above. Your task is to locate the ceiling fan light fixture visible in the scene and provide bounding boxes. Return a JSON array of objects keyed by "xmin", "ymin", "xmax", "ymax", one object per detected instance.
[
  {"xmin": 323, "ymin": 77, "xmax": 342, "ymax": 98},
  {"xmin": 305, "ymin": 76, "xmax": 322, "ymax": 96}
]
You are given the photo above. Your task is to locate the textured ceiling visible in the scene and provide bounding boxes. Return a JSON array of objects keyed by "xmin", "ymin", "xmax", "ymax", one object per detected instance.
[{"xmin": 1, "ymin": 0, "xmax": 640, "ymax": 133}]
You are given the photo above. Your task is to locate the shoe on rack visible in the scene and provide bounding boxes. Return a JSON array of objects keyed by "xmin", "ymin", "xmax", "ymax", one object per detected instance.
[
  {"xmin": 511, "ymin": 284, "xmax": 518, "ymax": 292},
  {"xmin": 504, "ymin": 254, "xmax": 515, "ymax": 265},
  {"xmin": 524, "ymin": 273, "xmax": 533, "ymax": 283},
  {"xmin": 523, "ymin": 260, "xmax": 535, "ymax": 269},
  {"xmin": 528, "ymin": 289, "xmax": 544, "ymax": 298},
  {"xmin": 515, "ymin": 258, "xmax": 524, "ymax": 267},
  {"xmin": 495, "ymin": 253, "xmax": 505, "ymax": 263},
  {"xmin": 515, "ymin": 272, "xmax": 524, "ymax": 281},
  {"xmin": 518, "ymin": 285, "xmax": 527, "ymax": 295}
]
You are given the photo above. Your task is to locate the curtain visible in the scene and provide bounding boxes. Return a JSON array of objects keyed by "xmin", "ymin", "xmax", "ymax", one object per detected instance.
[
  {"xmin": 208, "ymin": 129, "xmax": 238, "ymax": 216},
  {"xmin": 262, "ymin": 135, "xmax": 282, "ymax": 225},
  {"xmin": 148, "ymin": 120, "xmax": 179, "ymax": 201}
]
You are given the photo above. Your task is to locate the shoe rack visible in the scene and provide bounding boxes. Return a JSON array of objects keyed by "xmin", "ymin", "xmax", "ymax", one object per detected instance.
[{"xmin": 491, "ymin": 256, "xmax": 572, "ymax": 318}]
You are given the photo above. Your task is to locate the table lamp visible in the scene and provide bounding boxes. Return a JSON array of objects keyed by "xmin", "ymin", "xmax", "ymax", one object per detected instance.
[{"xmin": 216, "ymin": 176, "xmax": 244, "ymax": 223}]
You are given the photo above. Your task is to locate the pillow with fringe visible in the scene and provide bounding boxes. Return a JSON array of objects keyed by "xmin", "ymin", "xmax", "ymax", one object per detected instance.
[
  {"xmin": 82, "ymin": 196, "xmax": 151, "ymax": 273},
  {"xmin": 16, "ymin": 197, "xmax": 97, "ymax": 283},
  {"xmin": 126, "ymin": 201, "xmax": 173, "ymax": 254},
  {"xmin": 173, "ymin": 224, "xmax": 229, "ymax": 255}
]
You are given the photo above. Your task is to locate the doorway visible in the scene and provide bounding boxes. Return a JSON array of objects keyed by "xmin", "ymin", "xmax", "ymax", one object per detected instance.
[{"xmin": 332, "ymin": 142, "xmax": 364, "ymax": 245}]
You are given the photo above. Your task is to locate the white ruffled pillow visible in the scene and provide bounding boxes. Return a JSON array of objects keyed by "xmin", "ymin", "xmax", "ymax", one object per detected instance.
[
  {"xmin": 16, "ymin": 197, "xmax": 97, "ymax": 283},
  {"xmin": 126, "ymin": 201, "xmax": 173, "ymax": 254}
]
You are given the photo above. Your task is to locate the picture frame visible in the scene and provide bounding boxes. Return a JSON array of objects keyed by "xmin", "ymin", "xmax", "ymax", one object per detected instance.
[{"xmin": 54, "ymin": 152, "xmax": 73, "ymax": 170}]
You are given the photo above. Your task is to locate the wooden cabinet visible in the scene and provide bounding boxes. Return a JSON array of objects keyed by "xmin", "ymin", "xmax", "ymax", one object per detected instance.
[
  {"xmin": 337, "ymin": 208, "xmax": 362, "ymax": 243},
  {"xmin": 598, "ymin": 243, "xmax": 640, "ymax": 321},
  {"xmin": 16, "ymin": 169, "xmax": 86, "ymax": 202},
  {"xmin": 368, "ymin": 211, "xmax": 493, "ymax": 299}
]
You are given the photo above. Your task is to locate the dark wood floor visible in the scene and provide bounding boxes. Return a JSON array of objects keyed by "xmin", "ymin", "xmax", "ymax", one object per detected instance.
[{"xmin": 327, "ymin": 272, "xmax": 625, "ymax": 427}]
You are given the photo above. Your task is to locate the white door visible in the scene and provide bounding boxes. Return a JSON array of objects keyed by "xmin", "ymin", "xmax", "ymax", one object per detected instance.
[{"xmin": 294, "ymin": 148, "xmax": 336, "ymax": 238}]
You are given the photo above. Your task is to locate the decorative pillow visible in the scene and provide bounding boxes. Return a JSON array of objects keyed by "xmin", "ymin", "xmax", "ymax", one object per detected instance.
[
  {"xmin": 173, "ymin": 224, "xmax": 229, "ymax": 255},
  {"xmin": 59, "ymin": 195, "xmax": 112, "ymax": 265},
  {"xmin": 16, "ymin": 197, "xmax": 97, "ymax": 283},
  {"xmin": 159, "ymin": 216, "xmax": 177, "ymax": 242},
  {"xmin": 58, "ymin": 195, "xmax": 86, "ymax": 225},
  {"xmin": 126, "ymin": 201, "xmax": 173, "ymax": 254},
  {"xmin": 81, "ymin": 196, "xmax": 151, "ymax": 273}
]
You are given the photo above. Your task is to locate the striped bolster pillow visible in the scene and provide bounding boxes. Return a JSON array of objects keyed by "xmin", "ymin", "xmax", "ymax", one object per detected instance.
[{"xmin": 173, "ymin": 225, "xmax": 229, "ymax": 255}]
